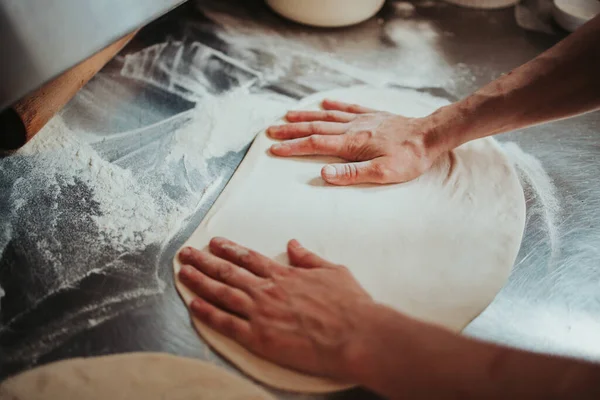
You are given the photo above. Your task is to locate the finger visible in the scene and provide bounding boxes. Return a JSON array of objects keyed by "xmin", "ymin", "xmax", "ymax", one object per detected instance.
[
  {"xmin": 321, "ymin": 160, "xmax": 393, "ymax": 186},
  {"xmin": 267, "ymin": 121, "xmax": 347, "ymax": 140},
  {"xmin": 179, "ymin": 264, "xmax": 254, "ymax": 317},
  {"xmin": 287, "ymin": 240, "xmax": 337, "ymax": 269},
  {"xmin": 285, "ymin": 110, "xmax": 356, "ymax": 123},
  {"xmin": 179, "ymin": 247, "xmax": 262, "ymax": 291},
  {"xmin": 321, "ymin": 99, "xmax": 377, "ymax": 114},
  {"xmin": 191, "ymin": 298, "xmax": 253, "ymax": 346},
  {"xmin": 270, "ymin": 135, "xmax": 345, "ymax": 157},
  {"xmin": 209, "ymin": 237, "xmax": 286, "ymax": 278}
]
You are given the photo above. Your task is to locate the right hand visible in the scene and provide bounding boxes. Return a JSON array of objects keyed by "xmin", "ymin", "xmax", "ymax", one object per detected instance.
[
  {"xmin": 178, "ymin": 237, "xmax": 377, "ymax": 381},
  {"xmin": 267, "ymin": 99, "xmax": 446, "ymax": 186}
]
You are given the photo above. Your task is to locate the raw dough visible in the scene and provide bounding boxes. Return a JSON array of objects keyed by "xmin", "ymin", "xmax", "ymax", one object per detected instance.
[
  {"xmin": 0, "ymin": 352, "xmax": 275, "ymax": 400},
  {"xmin": 173, "ymin": 86, "xmax": 526, "ymax": 393},
  {"xmin": 265, "ymin": 0, "xmax": 385, "ymax": 27}
]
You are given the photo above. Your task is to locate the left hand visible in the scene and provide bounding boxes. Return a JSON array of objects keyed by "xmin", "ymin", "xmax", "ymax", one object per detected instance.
[
  {"xmin": 177, "ymin": 237, "xmax": 375, "ymax": 380},
  {"xmin": 267, "ymin": 99, "xmax": 444, "ymax": 186}
]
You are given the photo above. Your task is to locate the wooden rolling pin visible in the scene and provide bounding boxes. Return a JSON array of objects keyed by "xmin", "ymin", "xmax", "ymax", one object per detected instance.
[{"xmin": 0, "ymin": 30, "xmax": 138, "ymax": 151}]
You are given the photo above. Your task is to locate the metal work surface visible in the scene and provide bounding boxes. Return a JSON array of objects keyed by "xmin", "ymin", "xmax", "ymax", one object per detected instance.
[
  {"xmin": 1, "ymin": 1, "xmax": 599, "ymax": 398},
  {"xmin": 0, "ymin": 0, "xmax": 185, "ymax": 110}
]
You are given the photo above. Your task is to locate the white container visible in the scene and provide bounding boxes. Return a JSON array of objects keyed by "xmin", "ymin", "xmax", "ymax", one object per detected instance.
[
  {"xmin": 265, "ymin": 0, "xmax": 385, "ymax": 27},
  {"xmin": 442, "ymin": 0, "xmax": 520, "ymax": 9},
  {"xmin": 553, "ymin": 0, "xmax": 600, "ymax": 32}
]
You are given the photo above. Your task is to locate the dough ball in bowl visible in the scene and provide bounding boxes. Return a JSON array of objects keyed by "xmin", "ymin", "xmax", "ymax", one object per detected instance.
[{"xmin": 266, "ymin": 0, "xmax": 385, "ymax": 27}]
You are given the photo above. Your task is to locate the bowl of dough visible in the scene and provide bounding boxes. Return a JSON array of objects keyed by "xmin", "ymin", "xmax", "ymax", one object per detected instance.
[{"xmin": 265, "ymin": 0, "xmax": 385, "ymax": 27}]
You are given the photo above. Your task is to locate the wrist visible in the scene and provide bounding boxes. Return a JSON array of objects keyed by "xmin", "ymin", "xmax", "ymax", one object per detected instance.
[
  {"xmin": 339, "ymin": 302, "xmax": 494, "ymax": 398},
  {"xmin": 340, "ymin": 302, "xmax": 417, "ymax": 387},
  {"xmin": 421, "ymin": 102, "xmax": 474, "ymax": 154},
  {"xmin": 339, "ymin": 302, "xmax": 387, "ymax": 384}
]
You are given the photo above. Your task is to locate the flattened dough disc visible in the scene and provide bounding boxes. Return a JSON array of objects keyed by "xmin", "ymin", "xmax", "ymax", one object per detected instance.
[
  {"xmin": 173, "ymin": 86, "xmax": 526, "ymax": 393},
  {"xmin": 0, "ymin": 352, "xmax": 275, "ymax": 400}
]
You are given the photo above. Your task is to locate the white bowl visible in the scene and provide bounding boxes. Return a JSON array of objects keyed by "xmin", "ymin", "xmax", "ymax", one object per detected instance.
[
  {"xmin": 265, "ymin": 0, "xmax": 385, "ymax": 27},
  {"xmin": 553, "ymin": 0, "xmax": 600, "ymax": 32},
  {"xmin": 442, "ymin": 0, "xmax": 520, "ymax": 9}
]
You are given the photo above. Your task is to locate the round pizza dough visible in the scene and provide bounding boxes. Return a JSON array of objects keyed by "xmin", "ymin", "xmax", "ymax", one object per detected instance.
[
  {"xmin": 0, "ymin": 352, "xmax": 275, "ymax": 400},
  {"xmin": 173, "ymin": 86, "xmax": 526, "ymax": 392}
]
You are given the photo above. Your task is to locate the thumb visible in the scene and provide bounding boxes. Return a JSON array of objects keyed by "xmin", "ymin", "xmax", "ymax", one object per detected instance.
[{"xmin": 321, "ymin": 160, "xmax": 391, "ymax": 185}]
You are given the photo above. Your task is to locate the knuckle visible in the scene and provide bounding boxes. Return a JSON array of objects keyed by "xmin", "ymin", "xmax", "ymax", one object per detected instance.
[
  {"xmin": 190, "ymin": 251, "xmax": 205, "ymax": 265},
  {"xmin": 189, "ymin": 273, "xmax": 204, "ymax": 291},
  {"xmin": 325, "ymin": 111, "xmax": 339, "ymax": 121},
  {"xmin": 260, "ymin": 282, "xmax": 285, "ymax": 300},
  {"xmin": 201, "ymin": 306, "xmax": 215, "ymax": 322},
  {"xmin": 214, "ymin": 285, "xmax": 231, "ymax": 301},
  {"xmin": 309, "ymin": 121, "xmax": 321, "ymax": 134},
  {"xmin": 238, "ymin": 251, "xmax": 252, "ymax": 266},
  {"xmin": 297, "ymin": 251, "xmax": 312, "ymax": 264},
  {"xmin": 220, "ymin": 316, "xmax": 236, "ymax": 336},
  {"xmin": 230, "ymin": 295, "xmax": 246, "ymax": 311},
  {"xmin": 341, "ymin": 163, "xmax": 359, "ymax": 179},
  {"xmin": 308, "ymin": 135, "xmax": 322, "ymax": 148},
  {"xmin": 357, "ymin": 130, "xmax": 374, "ymax": 141},
  {"xmin": 344, "ymin": 135, "xmax": 368, "ymax": 159},
  {"xmin": 256, "ymin": 329, "xmax": 276, "ymax": 349},
  {"xmin": 245, "ymin": 250, "xmax": 261, "ymax": 266},
  {"xmin": 372, "ymin": 162, "xmax": 392, "ymax": 181},
  {"xmin": 217, "ymin": 265, "xmax": 234, "ymax": 282}
]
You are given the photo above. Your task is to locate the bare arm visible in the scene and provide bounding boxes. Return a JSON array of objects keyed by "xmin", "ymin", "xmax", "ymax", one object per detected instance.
[
  {"xmin": 350, "ymin": 303, "xmax": 600, "ymax": 399},
  {"xmin": 267, "ymin": 15, "xmax": 600, "ymax": 186},
  {"xmin": 429, "ymin": 13, "xmax": 600, "ymax": 152},
  {"xmin": 178, "ymin": 239, "xmax": 600, "ymax": 399}
]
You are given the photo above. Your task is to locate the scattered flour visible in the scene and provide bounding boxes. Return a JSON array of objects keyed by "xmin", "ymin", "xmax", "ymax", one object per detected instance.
[
  {"xmin": 502, "ymin": 141, "xmax": 561, "ymax": 267},
  {"xmin": 0, "ymin": 3, "xmax": 559, "ymax": 367},
  {"xmin": 196, "ymin": 3, "xmax": 456, "ymax": 90},
  {"xmin": 167, "ymin": 89, "xmax": 293, "ymax": 165},
  {"xmin": 0, "ymin": 36, "xmax": 296, "ymax": 363},
  {"xmin": 19, "ymin": 117, "xmax": 185, "ymax": 255}
]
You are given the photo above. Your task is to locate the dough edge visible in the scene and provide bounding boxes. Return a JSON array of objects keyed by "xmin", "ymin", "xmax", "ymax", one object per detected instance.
[
  {"xmin": 0, "ymin": 352, "xmax": 276, "ymax": 400},
  {"xmin": 172, "ymin": 85, "xmax": 525, "ymax": 393}
]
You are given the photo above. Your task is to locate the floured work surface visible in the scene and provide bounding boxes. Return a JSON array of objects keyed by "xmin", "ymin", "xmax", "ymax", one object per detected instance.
[{"xmin": 174, "ymin": 86, "xmax": 526, "ymax": 392}]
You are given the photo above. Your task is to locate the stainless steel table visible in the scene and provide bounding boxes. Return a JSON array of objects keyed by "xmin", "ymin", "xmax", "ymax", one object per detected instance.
[{"xmin": 1, "ymin": 1, "xmax": 598, "ymax": 398}]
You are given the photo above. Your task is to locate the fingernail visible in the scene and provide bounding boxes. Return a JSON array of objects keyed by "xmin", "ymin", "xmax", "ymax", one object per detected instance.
[
  {"xmin": 322, "ymin": 165, "xmax": 337, "ymax": 177},
  {"xmin": 289, "ymin": 239, "xmax": 302, "ymax": 249},
  {"xmin": 191, "ymin": 299, "xmax": 204, "ymax": 312},
  {"xmin": 180, "ymin": 264, "xmax": 194, "ymax": 277},
  {"xmin": 210, "ymin": 237, "xmax": 224, "ymax": 247},
  {"xmin": 267, "ymin": 126, "xmax": 278, "ymax": 136},
  {"xmin": 271, "ymin": 143, "xmax": 288, "ymax": 152},
  {"xmin": 180, "ymin": 247, "xmax": 191, "ymax": 258}
]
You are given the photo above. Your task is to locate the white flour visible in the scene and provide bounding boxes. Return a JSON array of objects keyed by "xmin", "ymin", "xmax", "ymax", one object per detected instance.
[
  {"xmin": 0, "ymin": 43, "xmax": 296, "ymax": 362},
  {"xmin": 166, "ymin": 89, "xmax": 293, "ymax": 166},
  {"xmin": 0, "ymin": 4, "xmax": 559, "ymax": 365},
  {"xmin": 18, "ymin": 117, "xmax": 183, "ymax": 258},
  {"xmin": 502, "ymin": 142, "xmax": 561, "ymax": 267},
  {"xmin": 197, "ymin": 4, "xmax": 458, "ymax": 90}
]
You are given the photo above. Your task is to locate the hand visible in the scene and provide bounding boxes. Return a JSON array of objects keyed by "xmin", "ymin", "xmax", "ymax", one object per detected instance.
[
  {"xmin": 267, "ymin": 99, "xmax": 443, "ymax": 186},
  {"xmin": 178, "ymin": 237, "xmax": 374, "ymax": 380}
]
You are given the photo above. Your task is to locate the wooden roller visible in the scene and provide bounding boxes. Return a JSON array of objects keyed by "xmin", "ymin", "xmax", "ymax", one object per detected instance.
[{"xmin": 0, "ymin": 30, "xmax": 138, "ymax": 151}]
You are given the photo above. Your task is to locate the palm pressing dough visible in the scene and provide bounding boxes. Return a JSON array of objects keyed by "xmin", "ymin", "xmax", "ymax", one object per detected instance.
[
  {"xmin": 173, "ymin": 86, "xmax": 526, "ymax": 393},
  {"xmin": 0, "ymin": 352, "xmax": 275, "ymax": 400}
]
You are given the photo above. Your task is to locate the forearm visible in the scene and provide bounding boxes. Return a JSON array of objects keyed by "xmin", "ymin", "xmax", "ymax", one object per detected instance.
[
  {"xmin": 347, "ymin": 304, "xmax": 600, "ymax": 399},
  {"xmin": 425, "ymin": 14, "xmax": 600, "ymax": 152}
]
